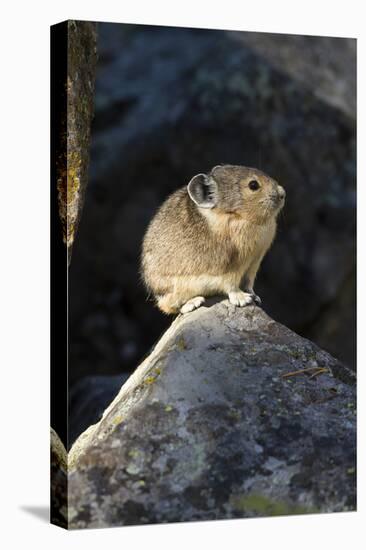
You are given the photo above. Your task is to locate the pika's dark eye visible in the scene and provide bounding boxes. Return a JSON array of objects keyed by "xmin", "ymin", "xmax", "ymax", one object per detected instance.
[{"xmin": 248, "ymin": 180, "xmax": 260, "ymax": 191}]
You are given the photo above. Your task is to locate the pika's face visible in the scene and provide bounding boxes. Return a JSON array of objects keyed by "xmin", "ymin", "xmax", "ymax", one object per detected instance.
[
  {"xmin": 188, "ymin": 165, "xmax": 285, "ymax": 220},
  {"xmin": 232, "ymin": 166, "xmax": 285, "ymax": 216}
]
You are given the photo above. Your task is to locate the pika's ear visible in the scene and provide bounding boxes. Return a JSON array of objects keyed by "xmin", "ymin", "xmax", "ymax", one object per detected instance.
[{"xmin": 187, "ymin": 173, "xmax": 218, "ymax": 209}]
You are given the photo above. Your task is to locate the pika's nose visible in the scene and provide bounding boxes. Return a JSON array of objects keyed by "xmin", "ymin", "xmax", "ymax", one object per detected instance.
[{"xmin": 277, "ymin": 185, "xmax": 286, "ymax": 199}]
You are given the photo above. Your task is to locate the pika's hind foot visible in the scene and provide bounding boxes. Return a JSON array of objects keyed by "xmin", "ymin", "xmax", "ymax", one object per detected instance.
[
  {"xmin": 157, "ymin": 294, "xmax": 180, "ymax": 315},
  {"xmin": 228, "ymin": 290, "xmax": 254, "ymax": 307},
  {"xmin": 180, "ymin": 296, "xmax": 205, "ymax": 314}
]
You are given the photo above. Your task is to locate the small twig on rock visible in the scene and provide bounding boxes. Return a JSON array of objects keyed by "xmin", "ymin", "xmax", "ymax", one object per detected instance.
[
  {"xmin": 309, "ymin": 368, "xmax": 329, "ymax": 379},
  {"xmin": 281, "ymin": 366, "xmax": 322, "ymax": 378}
]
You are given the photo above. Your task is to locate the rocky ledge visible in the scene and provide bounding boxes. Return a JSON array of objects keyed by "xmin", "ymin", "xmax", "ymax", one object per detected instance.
[{"xmin": 67, "ymin": 300, "xmax": 356, "ymax": 528}]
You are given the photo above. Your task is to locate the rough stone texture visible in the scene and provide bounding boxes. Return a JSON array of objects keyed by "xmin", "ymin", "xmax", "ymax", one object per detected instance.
[
  {"xmin": 68, "ymin": 301, "xmax": 356, "ymax": 529},
  {"xmin": 233, "ymin": 33, "xmax": 356, "ymax": 119},
  {"xmin": 56, "ymin": 20, "xmax": 97, "ymax": 264},
  {"xmin": 69, "ymin": 25, "xmax": 356, "ymax": 398},
  {"xmin": 50, "ymin": 428, "xmax": 68, "ymax": 528},
  {"xmin": 69, "ymin": 374, "xmax": 128, "ymax": 447}
]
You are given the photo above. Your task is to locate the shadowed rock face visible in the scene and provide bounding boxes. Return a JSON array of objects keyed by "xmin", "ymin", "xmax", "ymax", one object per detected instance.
[
  {"xmin": 69, "ymin": 25, "xmax": 356, "ymax": 394},
  {"xmin": 68, "ymin": 301, "xmax": 356, "ymax": 529}
]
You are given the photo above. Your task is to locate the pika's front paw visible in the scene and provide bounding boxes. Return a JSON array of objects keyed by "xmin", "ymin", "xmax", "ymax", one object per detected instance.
[
  {"xmin": 250, "ymin": 292, "xmax": 262, "ymax": 305},
  {"xmin": 228, "ymin": 290, "xmax": 254, "ymax": 307},
  {"xmin": 180, "ymin": 296, "xmax": 205, "ymax": 314}
]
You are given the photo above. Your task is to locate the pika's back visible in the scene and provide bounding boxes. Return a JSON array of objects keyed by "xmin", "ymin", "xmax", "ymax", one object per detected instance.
[{"xmin": 142, "ymin": 187, "xmax": 214, "ymax": 287}]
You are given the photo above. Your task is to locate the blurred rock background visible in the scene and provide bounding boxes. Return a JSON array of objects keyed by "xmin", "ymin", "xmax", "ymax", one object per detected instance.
[{"xmin": 69, "ymin": 24, "xmax": 356, "ymax": 414}]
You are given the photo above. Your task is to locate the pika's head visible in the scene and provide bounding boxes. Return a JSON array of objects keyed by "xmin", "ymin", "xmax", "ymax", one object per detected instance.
[{"xmin": 187, "ymin": 165, "xmax": 285, "ymax": 221}]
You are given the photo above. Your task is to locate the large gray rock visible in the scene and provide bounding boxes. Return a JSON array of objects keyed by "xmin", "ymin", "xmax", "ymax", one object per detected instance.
[
  {"xmin": 232, "ymin": 32, "xmax": 356, "ymax": 119},
  {"xmin": 68, "ymin": 301, "xmax": 356, "ymax": 528},
  {"xmin": 69, "ymin": 25, "xmax": 356, "ymax": 396}
]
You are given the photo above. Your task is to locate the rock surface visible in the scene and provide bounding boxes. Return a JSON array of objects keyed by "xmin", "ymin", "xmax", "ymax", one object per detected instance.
[
  {"xmin": 50, "ymin": 428, "xmax": 68, "ymax": 528},
  {"xmin": 68, "ymin": 301, "xmax": 356, "ymax": 528},
  {"xmin": 56, "ymin": 20, "xmax": 97, "ymax": 264},
  {"xmin": 69, "ymin": 25, "xmax": 356, "ymax": 396},
  {"xmin": 233, "ymin": 32, "xmax": 356, "ymax": 119}
]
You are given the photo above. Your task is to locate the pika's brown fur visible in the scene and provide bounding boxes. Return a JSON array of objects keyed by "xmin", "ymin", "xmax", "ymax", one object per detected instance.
[{"xmin": 141, "ymin": 165, "xmax": 285, "ymax": 314}]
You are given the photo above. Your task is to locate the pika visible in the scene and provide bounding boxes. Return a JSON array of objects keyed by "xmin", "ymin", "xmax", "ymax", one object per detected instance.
[{"xmin": 141, "ymin": 165, "xmax": 285, "ymax": 314}]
